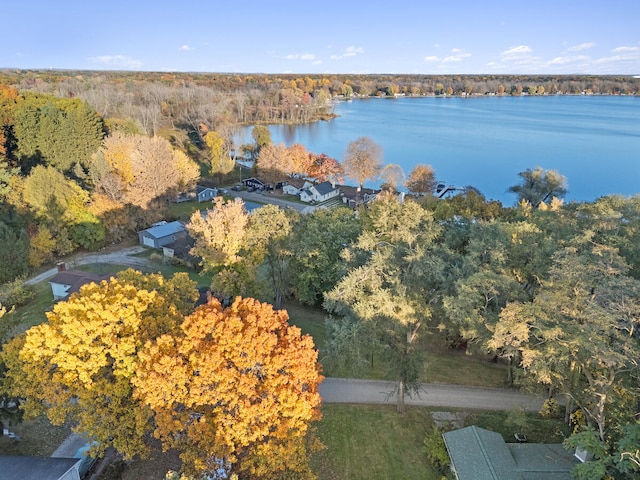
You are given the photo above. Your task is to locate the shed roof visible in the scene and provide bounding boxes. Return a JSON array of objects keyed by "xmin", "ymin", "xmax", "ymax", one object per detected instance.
[
  {"xmin": 444, "ymin": 426, "xmax": 519, "ymax": 480},
  {"xmin": 443, "ymin": 426, "xmax": 577, "ymax": 480},
  {"xmin": 140, "ymin": 220, "xmax": 186, "ymax": 239},
  {"xmin": 49, "ymin": 270, "xmax": 112, "ymax": 297},
  {"xmin": 0, "ymin": 455, "xmax": 80, "ymax": 480}
]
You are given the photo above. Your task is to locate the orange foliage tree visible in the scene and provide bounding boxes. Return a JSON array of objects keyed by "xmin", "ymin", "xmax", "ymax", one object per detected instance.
[{"xmin": 134, "ymin": 296, "xmax": 323, "ymax": 479}]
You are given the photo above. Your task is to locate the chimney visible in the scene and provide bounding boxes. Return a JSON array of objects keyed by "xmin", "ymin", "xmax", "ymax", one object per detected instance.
[{"xmin": 57, "ymin": 262, "xmax": 66, "ymax": 272}]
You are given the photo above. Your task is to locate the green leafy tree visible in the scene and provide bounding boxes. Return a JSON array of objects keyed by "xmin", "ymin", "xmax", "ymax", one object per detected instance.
[
  {"xmin": 490, "ymin": 240, "xmax": 640, "ymax": 441},
  {"xmin": 290, "ymin": 207, "xmax": 363, "ymax": 305},
  {"xmin": 324, "ymin": 193, "xmax": 444, "ymax": 412},
  {"xmin": 0, "ymin": 222, "xmax": 29, "ymax": 284},
  {"xmin": 247, "ymin": 204, "xmax": 298, "ymax": 309},
  {"xmin": 508, "ymin": 166, "xmax": 568, "ymax": 207}
]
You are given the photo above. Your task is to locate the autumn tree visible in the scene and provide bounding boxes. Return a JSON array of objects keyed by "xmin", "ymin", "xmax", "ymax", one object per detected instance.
[
  {"xmin": 128, "ymin": 135, "xmax": 181, "ymax": 206},
  {"xmin": 174, "ymin": 149, "xmax": 201, "ymax": 192},
  {"xmin": 343, "ymin": 137, "xmax": 383, "ymax": 189},
  {"xmin": 307, "ymin": 153, "xmax": 344, "ymax": 184},
  {"xmin": 90, "ymin": 133, "xmax": 185, "ymax": 207},
  {"xmin": 406, "ymin": 164, "xmax": 437, "ymax": 196},
  {"xmin": 288, "ymin": 143, "xmax": 313, "ymax": 177},
  {"xmin": 134, "ymin": 296, "xmax": 323, "ymax": 479},
  {"xmin": 204, "ymin": 130, "xmax": 234, "ymax": 180},
  {"xmin": 1, "ymin": 273, "xmax": 196, "ymax": 459},
  {"xmin": 187, "ymin": 197, "xmax": 250, "ymax": 270},
  {"xmin": 508, "ymin": 166, "xmax": 568, "ymax": 207},
  {"xmin": 242, "ymin": 125, "xmax": 271, "ymax": 161},
  {"xmin": 256, "ymin": 143, "xmax": 293, "ymax": 185},
  {"xmin": 379, "ymin": 164, "xmax": 405, "ymax": 192}
]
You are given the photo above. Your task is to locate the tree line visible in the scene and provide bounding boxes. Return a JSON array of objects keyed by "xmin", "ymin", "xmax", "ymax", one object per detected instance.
[{"xmin": 0, "ymin": 73, "xmax": 639, "ymax": 478}]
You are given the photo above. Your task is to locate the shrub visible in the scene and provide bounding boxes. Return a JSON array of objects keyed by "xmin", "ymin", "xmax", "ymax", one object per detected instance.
[{"xmin": 424, "ymin": 425, "xmax": 451, "ymax": 474}]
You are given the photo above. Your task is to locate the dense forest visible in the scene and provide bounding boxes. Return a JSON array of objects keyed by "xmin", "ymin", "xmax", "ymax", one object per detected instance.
[{"xmin": 0, "ymin": 71, "xmax": 639, "ymax": 479}]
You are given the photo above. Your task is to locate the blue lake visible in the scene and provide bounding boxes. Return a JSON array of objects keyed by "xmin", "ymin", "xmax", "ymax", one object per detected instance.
[{"xmin": 260, "ymin": 96, "xmax": 640, "ymax": 205}]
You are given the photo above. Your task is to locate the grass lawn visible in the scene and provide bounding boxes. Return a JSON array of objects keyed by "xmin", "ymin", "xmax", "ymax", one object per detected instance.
[
  {"xmin": 284, "ymin": 301, "xmax": 328, "ymax": 350},
  {"xmin": 313, "ymin": 404, "xmax": 441, "ymax": 480},
  {"xmin": 468, "ymin": 410, "xmax": 571, "ymax": 444},
  {"xmin": 0, "ymin": 416, "xmax": 72, "ymax": 456}
]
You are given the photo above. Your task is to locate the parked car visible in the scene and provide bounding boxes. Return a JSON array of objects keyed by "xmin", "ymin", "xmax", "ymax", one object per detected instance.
[{"xmin": 231, "ymin": 185, "xmax": 243, "ymax": 191}]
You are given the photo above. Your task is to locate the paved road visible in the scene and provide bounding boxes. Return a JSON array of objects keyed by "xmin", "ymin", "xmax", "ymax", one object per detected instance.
[{"xmin": 319, "ymin": 377, "xmax": 545, "ymax": 412}]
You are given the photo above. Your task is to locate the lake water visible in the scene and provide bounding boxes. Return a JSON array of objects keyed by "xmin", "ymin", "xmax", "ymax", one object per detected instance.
[{"xmin": 261, "ymin": 96, "xmax": 640, "ymax": 205}]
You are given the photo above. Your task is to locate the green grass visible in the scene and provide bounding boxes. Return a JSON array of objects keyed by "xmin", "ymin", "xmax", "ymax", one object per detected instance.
[
  {"xmin": 284, "ymin": 301, "xmax": 328, "ymax": 350},
  {"xmin": 3, "ymin": 281, "xmax": 53, "ymax": 339},
  {"xmin": 312, "ymin": 404, "xmax": 441, "ymax": 480},
  {"xmin": 468, "ymin": 410, "xmax": 571, "ymax": 444},
  {"xmin": 166, "ymin": 200, "xmax": 207, "ymax": 221},
  {"xmin": 0, "ymin": 416, "xmax": 72, "ymax": 456}
]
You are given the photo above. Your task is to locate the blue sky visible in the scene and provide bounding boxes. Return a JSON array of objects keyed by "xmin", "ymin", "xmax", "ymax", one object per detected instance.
[{"xmin": 4, "ymin": 0, "xmax": 640, "ymax": 75}]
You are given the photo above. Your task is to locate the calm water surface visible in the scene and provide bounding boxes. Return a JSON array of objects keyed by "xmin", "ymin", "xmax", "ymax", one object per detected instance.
[{"xmin": 263, "ymin": 96, "xmax": 640, "ymax": 204}]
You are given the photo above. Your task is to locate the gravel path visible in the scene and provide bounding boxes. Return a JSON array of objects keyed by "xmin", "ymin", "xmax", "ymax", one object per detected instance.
[{"xmin": 25, "ymin": 245, "xmax": 156, "ymax": 285}]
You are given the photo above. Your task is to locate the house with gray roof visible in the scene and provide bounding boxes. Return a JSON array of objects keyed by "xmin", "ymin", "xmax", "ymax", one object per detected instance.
[
  {"xmin": 299, "ymin": 181, "xmax": 340, "ymax": 203},
  {"xmin": 138, "ymin": 220, "xmax": 188, "ymax": 249},
  {"xmin": 49, "ymin": 266, "xmax": 112, "ymax": 301},
  {"xmin": 442, "ymin": 426, "xmax": 578, "ymax": 480},
  {"xmin": 0, "ymin": 456, "xmax": 82, "ymax": 480}
]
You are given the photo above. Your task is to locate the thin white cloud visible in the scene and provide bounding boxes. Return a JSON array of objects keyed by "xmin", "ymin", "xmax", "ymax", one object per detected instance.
[
  {"xmin": 443, "ymin": 52, "xmax": 471, "ymax": 63},
  {"xmin": 89, "ymin": 55, "xmax": 142, "ymax": 69},
  {"xmin": 424, "ymin": 49, "xmax": 470, "ymax": 65},
  {"xmin": 567, "ymin": 42, "xmax": 596, "ymax": 52},
  {"xmin": 285, "ymin": 53, "xmax": 316, "ymax": 60},
  {"xmin": 179, "ymin": 45, "xmax": 193, "ymax": 51},
  {"xmin": 501, "ymin": 45, "xmax": 532, "ymax": 59},
  {"xmin": 312, "ymin": 60, "xmax": 322, "ymax": 65},
  {"xmin": 594, "ymin": 45, "xmax": 640, "ymax": 69},
  {"xmin": 611, "ymin": 45, "xmax": 640, "ymax": 53},
  {"xmin": 330, "ymin": 46, "xmax": 364, "ymax": 60},
  {"xmin": 549, "ymin": 55, "xmax": 590, "ymax": 65},
  {"xmin": 344, "ymin": 46, "xmax": 364, "ymax": 57}
]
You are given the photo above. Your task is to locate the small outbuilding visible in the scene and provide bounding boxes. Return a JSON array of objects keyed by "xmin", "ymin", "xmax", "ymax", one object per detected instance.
[
  {"xmin": 49, "ymin": 265, "xmax": 112, "ymax": 301},
  {"xmin": 138, "ymin": 220, "xmax": 188, "ymax": 249}
]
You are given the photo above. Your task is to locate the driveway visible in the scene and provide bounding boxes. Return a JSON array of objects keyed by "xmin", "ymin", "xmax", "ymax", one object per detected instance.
[
  {"xmin": 228, "ymin": 190, "xmax": 314, "ymax": 213},
  {"xmin": 319, "ymin": 377, "xmax": 545, "ymax": 412},
  {"xmin": 25, "ymin": 246, "xmax": 155, "ymax": 285}
]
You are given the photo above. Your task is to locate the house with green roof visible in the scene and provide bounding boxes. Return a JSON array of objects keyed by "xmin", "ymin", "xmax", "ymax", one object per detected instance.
[{"xmin": 442, "ymin": 426, "xmax": 579, "ymax": 480}]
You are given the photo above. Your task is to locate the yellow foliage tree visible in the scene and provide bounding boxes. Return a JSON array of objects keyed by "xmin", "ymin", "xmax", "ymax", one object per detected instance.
[
  {"xmin": 3, "ymin": 275, "xmax": 190, "ymax": 459},
  {"xmin": 187, "ymin": 197, "xmax": 250, "ymax": 269},
  {"xmin": 134, "ymin": 296, "xmax": 323, "ymax": 478}
]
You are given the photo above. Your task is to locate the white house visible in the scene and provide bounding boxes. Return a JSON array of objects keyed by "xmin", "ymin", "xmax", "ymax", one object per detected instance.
[
  {"xmin": 138, "ymin": 221, "xmax": 188, "ymax": 249},
  {"xmin": 299, "ymin": 181, "xmax": 340, "ymax": 203}
]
